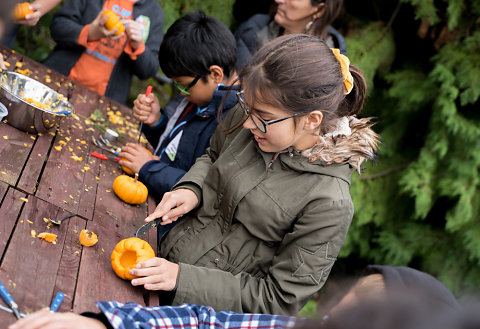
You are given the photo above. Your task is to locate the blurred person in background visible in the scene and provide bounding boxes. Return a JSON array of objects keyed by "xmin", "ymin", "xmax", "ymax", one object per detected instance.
[
  {"xmin": 0, "ymin": 0, "xmax": 17, "ymax": 69},
  {"xmin": 235, "ymin": 0, "xmax": 347, "ymax": 70}
]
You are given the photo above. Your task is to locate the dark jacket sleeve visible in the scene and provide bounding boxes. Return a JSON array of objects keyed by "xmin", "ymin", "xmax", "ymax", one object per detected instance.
[
  {"xmin": 328, "ymin": 26, "xmax": 347, "ymax": 55},
  {"xmin": 129, "ymin": 2, "xmax": 164, "ymax": 79},
  {"xmin": 49, "ymin": 0, "xmax": 96, "ymax": 48},
  {"xmin": 139, "ymin": 161, "xmax": 187, "ymax": 201},
  {"xmin": 234, "ymin": 14, "xmax": 271, "ymax": 71}
]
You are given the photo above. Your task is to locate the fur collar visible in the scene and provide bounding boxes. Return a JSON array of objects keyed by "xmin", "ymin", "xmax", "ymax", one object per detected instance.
[{"xmin": 301, "ymin": 116, "xmax": 380, "ymax": 173}]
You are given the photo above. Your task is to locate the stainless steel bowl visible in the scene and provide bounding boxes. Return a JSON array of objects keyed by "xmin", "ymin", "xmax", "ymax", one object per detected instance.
[{"xmin": 0, "ymin": 70, "xmax": 73, "ymax": 133}]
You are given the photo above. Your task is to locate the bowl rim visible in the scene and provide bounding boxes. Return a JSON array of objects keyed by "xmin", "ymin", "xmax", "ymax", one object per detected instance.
[{"xmin": 0, "ymin": 71, "xmax": 74, "ymax": 117}]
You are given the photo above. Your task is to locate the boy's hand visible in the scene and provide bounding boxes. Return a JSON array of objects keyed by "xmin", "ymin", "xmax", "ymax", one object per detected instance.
[
  {"xmin": 124, "ymin": 20, "xmax": 143, "ymax": 50},
  {"xmin": 118, "ymin": 143, "xmax": 157, "ymax": 174},
  {"xmin": 130, "ymin": 257, "xmax": 179, "ymax": 291},
  {"xmin": 146, "ymin": 189, "xmax": 199, "ymax": 225},
  {"xmin": 0, "ymin": 54, "xmax": 5, "ymax": 70},
  {"xmin": 133, "ymin": 92, "xmax": 161, "ymax": 126},
  {"xmin": 9, "ymin": 309, "xmax": 106, "ymax": 329},
  {"xmin": 88, "ymin": 10, "xmax": 123, "ymax": 42}
]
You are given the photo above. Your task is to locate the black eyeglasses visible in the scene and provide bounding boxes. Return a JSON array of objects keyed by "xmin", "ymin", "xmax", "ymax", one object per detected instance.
[
  {"xmin": 236, "ymin": 90, "xmax": 304, "ymax": 133},
  {"xmin": 173, "ymin": 76, "xmax": 201, "ymax": 95}
]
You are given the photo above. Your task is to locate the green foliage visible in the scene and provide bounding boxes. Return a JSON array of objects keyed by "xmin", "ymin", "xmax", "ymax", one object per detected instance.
[{"xmin": 340, "ymin": 0, "xmax": 480, "ymax": 295}]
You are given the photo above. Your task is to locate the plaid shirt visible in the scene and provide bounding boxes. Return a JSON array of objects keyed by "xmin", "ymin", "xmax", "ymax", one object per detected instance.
[{"xmin": 96, "ymin": 302, "xmax": 300, "ymax": 329}]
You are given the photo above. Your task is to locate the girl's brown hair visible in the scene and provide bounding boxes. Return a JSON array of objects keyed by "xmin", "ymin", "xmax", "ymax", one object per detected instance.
[
  {"xmin": 240, "ymin": 34, "xmax": 367, "ymax": 135},
  {"xmin": 308, "ymin": 0, "xmax": 344, "ymax": 39}
]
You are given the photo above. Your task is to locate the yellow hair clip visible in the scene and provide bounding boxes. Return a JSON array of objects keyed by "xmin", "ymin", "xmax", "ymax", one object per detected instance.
[{"xmin": 331, "ymin": 48, "xmax": 354, "ymax": 95}]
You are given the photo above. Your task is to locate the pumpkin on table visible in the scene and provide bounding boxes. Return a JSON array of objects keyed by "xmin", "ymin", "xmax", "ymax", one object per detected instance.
[
  {"xmin": 113, "ymin": 173, "xmax": 148, "ymax": 204},
  {"xmin": 79, "ymin": 229, "xmax": 98, "ymax": 247},
  {"xmin": 111, "ymin": 237, "xmax": 155, "ymax": 280}
]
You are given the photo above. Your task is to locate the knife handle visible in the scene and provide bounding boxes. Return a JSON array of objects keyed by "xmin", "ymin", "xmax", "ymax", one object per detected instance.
[
  {"xmin": 50, "ymin": 291, "xmax": 64, "ymax": 312},
  {"xmin": 0, "ymin": 281, "xmax": 15, "ymax": 306}
]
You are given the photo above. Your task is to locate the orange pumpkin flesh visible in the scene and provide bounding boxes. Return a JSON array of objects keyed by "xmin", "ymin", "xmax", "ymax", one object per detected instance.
[
  {"xmin": 38, "ymin": 232, "xmax": 57, "ymax": 244},
  {"xmin": 121, "ymin": 147, "xmax": 152, "ymax": 176},
  {"xmin": 79, "ymin": 229, "xmax": 98, "ymax": 247},
  {"xmin": 101, "ymin": 10, "xmax": 125, "ymax": 36},
  {"xmin": 13, "ymin": 3, "xmax": 34, "ymax": 20},
  {"xmin": 113, "ymin": 174, "xmax": 148, "ymax": 204},
  {"xmin": 111, "ymin": 237, "xmax": 155, "ymax": 280}
]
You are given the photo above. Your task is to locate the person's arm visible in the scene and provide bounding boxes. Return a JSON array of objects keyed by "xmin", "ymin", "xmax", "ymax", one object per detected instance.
[
  {"xmin": 15, "ymin": 0, "xmax": 62, "ymax": 26},
  {"xmin": 171, "ymin": 198, "xmax": 353, "ymax": 314},
  {"xmin": 48, "ymin": 0, "xmax": 92, "ymax": 47},
  {"xmin": 0, "ymin": 54, "xmax": 5, "ymax": 70},
  {"xmin": 9, "ymin": 309, "xmax": 108, "ymax": 329},
  {"xmin": 138, "ymin": 161, "xmax": 187, "ymax": 201},
  {"xmin": 125, "ymin": 5, "xmax": 164, "ymax": 79}
]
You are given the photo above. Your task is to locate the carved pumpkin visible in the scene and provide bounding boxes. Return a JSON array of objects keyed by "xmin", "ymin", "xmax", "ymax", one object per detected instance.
[
  {"xmin": 111, "ymin": 237, "xmax": 155, "ymax": 280},
  {"xmin": 101, "ymin": 10, "xmax": 125, "ymax": 36},
  {"xmin": 121, "ymin": 147, "xmax": 152, "ymax": 176},
  {"xmin": 13, "ymin": 2, "xmax": 34, "ymax": 21},
  {"xmin": 113, "ymin": 174, "xmax": 148, "ymax": 204},
  {"xmin": 79, "ymin": 229, "xmax": 98, "ymax": 247}
]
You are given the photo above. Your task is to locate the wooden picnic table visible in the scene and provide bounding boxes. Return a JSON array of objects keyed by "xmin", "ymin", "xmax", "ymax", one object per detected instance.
[{"xmin": 0, "ymin": 44, "xmax": 158, "ymax": 325}]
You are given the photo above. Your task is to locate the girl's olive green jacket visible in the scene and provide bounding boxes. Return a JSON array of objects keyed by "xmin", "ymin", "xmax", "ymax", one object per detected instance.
[{"xmin": 159, "ymin": 106, "xmax": 378, "ymax": 315}]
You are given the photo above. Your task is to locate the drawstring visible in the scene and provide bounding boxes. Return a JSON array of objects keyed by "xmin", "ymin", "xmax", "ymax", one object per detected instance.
[{"xmin": 268, "ymin": 149, "xmax": 293, "ymax": 168}]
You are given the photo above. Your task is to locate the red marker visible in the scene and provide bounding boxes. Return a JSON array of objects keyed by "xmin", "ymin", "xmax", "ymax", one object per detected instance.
[
  {"xmin": 138, "ymin": 85, "xmax": 153, "ymax": 143},
  {"xmin": 91, "ymin": 152, "xmax": 119, "ymax": 162}
]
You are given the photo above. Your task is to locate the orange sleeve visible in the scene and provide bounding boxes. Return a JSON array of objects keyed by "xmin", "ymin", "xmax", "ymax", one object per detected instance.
[
  {"xmin": 124, "ymin": 41, "xmax": 145, "ymax": 60},
  {"xmin": 77, "ymin": 24, "xmax": 100, "ymax": 49}
]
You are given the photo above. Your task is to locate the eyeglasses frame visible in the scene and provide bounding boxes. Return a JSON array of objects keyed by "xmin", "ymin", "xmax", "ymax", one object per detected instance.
[
  {"xmin": 236, "ymin": 90, "xmax": 305, "ymax": 133},
  {"xmin": 173, "ymin": 75, "xmax": 202, "ymax": 95}
]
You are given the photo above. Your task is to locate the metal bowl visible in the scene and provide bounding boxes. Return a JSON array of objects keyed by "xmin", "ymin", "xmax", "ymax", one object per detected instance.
[{"xmin": 0, "ymin": 70, "xmax": 73, "ymax": 133}]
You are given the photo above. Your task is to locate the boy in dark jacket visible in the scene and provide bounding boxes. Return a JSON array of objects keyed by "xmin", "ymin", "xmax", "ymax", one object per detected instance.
[
  {"xmin": 119, "ymin": 10, "xmax": 238, "ymax": 202},
  {"xmin": 44, "ymin": 0, "xmax": 164, "ymax": 104}
]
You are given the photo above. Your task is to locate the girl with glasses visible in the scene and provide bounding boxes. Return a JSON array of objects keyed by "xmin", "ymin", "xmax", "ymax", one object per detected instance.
[{"xmin": 131, "ymin": 34, "xmax": 379, "ymax": 315}]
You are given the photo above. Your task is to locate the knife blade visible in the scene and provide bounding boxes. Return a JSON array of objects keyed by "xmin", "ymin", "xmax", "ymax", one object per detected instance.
[
  {"xmin": 0, "ymin": 281, "xmax": 22, "ymax": 319},
  {"xmin": 135, "ymin": 217, "xmax": 162, "ymax": 237}
]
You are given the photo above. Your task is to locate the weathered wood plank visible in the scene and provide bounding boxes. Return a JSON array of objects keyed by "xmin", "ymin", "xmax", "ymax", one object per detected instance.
[
  {"xmin": 0, "ymin": 195, "xmax": 85, "ymax": 326},
  {"xmin": 0, "ymin": 181, "xmax": 8, "ymax": 201},
  {"xmin": 16, "ymin": 131, "xmax": 54, "ymax": 194},
  {"xmin": 0, "ymin": 123, "xmax": 34, "ymax": 186},
  {"xmin": 73, "ymin": 210, "xmax": 149, "ymax": 313},
  {"xmin": 0, "ymin": 188, "xmax": 26, "ymax": 260}
]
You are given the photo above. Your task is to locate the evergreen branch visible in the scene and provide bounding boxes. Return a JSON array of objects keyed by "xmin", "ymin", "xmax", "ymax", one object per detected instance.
[
  {"xmin": 361, "ymin": 1, "xmax": 402, "ymax": 55},
  {"xmin": 359, "ymin": 162, "xmax": 411, "ymax": 180}
]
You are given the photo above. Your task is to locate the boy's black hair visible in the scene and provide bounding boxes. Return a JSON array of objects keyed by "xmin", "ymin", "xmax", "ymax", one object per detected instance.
[{"xmin": 159, "ymin": 10, "xmax": 237, "ymax": 80}]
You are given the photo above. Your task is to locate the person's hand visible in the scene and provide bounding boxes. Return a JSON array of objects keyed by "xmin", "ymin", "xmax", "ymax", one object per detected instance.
[
  {"xmin": 8, "ymin": 308, "xmax": 106, "ymax": 329},
  {"xmin": 130, "ymin": 257, "xmax": 179, "ymax": 291},
  {"xmin": 118, "ymin": 143, "xmax": 157, "ymax": 174},
  {"xmin": 133, "ymin": 92, "xmax": 161, "ymax": 126},
  {"xmin": 15, "ymin": 3, "xmax": 42, "ymax": 26},
  {"xmin": 146, "ymin": 189, "xmax": 199, "ymax": 225},
  {"xmin": 87, "ymin": 10, "xmax": 123, "ymax": 42},
  {"xmin": 124, "ymin": 19, "xmax": 144, "ymax": 50},
  {"xmin": 0, "ymin": 54, "xmax": 5, "ymax": 70}
]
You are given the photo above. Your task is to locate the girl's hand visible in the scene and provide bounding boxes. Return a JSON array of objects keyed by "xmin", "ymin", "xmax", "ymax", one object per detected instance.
[
  {"xmin": 146, "ymin": 189, "xmax": 199, "ymax": 225},
  {"xmin": 130, "ymin": 257, "xmax": 179, "ymax": 291},
  {"xmin": 9, "ymin": 309, "xmax": 106, "ymax": 329},
  {"xmin": 124, "ymin": 19, "xmax": 143, "ymax": 50},
  {"xmin": 118, "ymin": 143, "xmax": 157, "ymax": 174},
  {"xmin": 133, "ymin": 92, "xmax": 161, "ymax": 126},
  {"xmin": 87, "ymin": 10, "xmax": 122, "ymax": 42}
]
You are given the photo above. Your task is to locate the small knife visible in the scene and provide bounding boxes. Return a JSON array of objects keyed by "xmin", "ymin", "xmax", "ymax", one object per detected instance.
[
  {"xmin": 0, "ymin": 281, "xmax": 22, "ymax": 319},
  {"xmin": 135, "ymin": 217, "xmax": 162, "ymax": 237},
  {"xmin": 0, "ymin": 303, "xmax": 26, "ymax": 318},
  {"xmin": 50, "ymin": 291, "xmax": 64, "ymax": 312},
  {"xmin": 137, "ymin": 85, "xmax": 153, "ymax": 144}
]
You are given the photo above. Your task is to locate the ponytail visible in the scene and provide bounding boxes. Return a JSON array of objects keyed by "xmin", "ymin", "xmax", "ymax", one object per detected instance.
[{"xmin": 337, "ymin": 65, "xmax": 367, "ymax": 117}]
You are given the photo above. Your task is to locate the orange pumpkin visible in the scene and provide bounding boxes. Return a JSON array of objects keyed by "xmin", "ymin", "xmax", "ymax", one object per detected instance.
[
  {"xmin": 79, "ymin": 229, "xmax": 98, "ymax": 247},
  {"xmin": 12, "ymin": 2, "xmax": 34, "ymax": 21},
  {"xmin": 101, "ymin": 10, "xmax": 125, "ymax": 36},
  {"xmin": 111, "ymin": 237, "xmax": 155, "ymax": 280},
  {"xmin": 120, "ymin": 147, "xmax": 152, "ymax": 176},
  {"xmin": 113, "ymin": 174, "xmax": 148, "ymax": 204}
]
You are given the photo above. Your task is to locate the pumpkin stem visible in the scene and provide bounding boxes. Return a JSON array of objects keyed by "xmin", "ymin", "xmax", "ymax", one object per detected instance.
[{"xmin": 134, "ymin": 173, "xmax": 139, "ymax": 182}]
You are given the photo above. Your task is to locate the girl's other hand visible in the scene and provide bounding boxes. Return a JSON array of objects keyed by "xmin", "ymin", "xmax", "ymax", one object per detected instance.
[
  {"xmin": 15, "ymin": 3, "xmax": 42, "ymax": 26},
  {"xmin": 0, "ymin": 54, "xmax": 6, "ymax": 70},
  {"xmin": 146, "ymin": 189, "xmax": 199, "ymax": 225},
  {"xmin": 133, "ymin": 92, "xmax": 161, "ymax": 126},
  {"xmin": 118, "ymin": 143, "xmax": 157, "ymax": 174},
  {"xmin": 130, "ymin": 257, "xmax": 179, "ymax": 291},
  {"xmin": 124, "ymin": 19, "xmax": 143, "ymax": 50},
  {"xmin": 9, "ymin": 309, "xmax": 106, "ymax": 329}
]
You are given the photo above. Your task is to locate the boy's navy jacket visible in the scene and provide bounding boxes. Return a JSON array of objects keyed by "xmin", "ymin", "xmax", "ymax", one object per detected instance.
[{"xmin": 139, "ymin": 85, "xmax": 239, "ymax": 201}]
